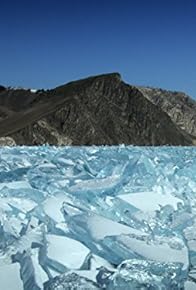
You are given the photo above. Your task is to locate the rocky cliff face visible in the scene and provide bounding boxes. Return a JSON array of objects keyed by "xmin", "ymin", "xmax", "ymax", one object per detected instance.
[
  {"xmin": 0, "ymin": 73, "xmax": 195, "ymax": 145},
  {"xmin": 138, "ymin": 87, "xmax": 196, "ymax": 140}
]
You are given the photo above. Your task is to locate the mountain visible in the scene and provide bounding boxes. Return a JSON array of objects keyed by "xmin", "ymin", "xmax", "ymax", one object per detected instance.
[
  {"xmin": 0, "ymin": 73, "xmax": 195, "ymax": 146},
  {"xmin": 138, "ymin": 87, "xmax": 196, "ymax": 141}
]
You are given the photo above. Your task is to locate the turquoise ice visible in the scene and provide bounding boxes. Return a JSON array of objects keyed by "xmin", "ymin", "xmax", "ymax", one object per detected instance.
[{"xmin": 0, "ymin": 146, "xmax": 196, "ymax": 289}]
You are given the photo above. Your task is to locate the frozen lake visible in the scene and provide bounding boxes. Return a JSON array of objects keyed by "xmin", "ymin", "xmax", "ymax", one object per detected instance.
[{"xmin": 0, "ymin": 146, "xmax": 196, "ymax": 289}]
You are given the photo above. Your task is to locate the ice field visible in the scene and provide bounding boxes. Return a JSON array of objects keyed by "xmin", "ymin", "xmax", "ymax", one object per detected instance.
[{"xmin": 0, "ymin": 146, "xmax": 196, "ymax": 289}]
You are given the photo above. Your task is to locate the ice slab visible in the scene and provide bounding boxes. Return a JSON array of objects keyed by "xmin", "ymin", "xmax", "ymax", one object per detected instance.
[
  {"xmin": 119, "ymin": 190, "xmax": 183, "ymax": 213},
  {"xmin": 87, "ymin": 213, "xmax": 146, "ymax": 240},
  {"xmin": 0, "ymin": 181, "xmax": 32, "ymax": 190},
  {"xmin": 116, "ymin": 234, "xmax": 189, "ymax": 269},
  {"xmin": 43, "ymin": 194, "xmax": 72, "ymax": 223},
  {"xmin": 0, "ymin": 263, "xmax": 23, "ymax": 290},
  {"xmin": 185, "ymin": 281, "xmax": 196, "ymax": 290},
  {"xmin": 46, "ymin": 234, "xmax": 90, "ymax": 269}
]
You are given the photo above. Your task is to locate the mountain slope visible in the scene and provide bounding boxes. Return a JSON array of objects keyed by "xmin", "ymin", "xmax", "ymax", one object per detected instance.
[
  {"xmin": 138, "ymin": 86, "xmax": 196, "ymax": 139},
  {"xmin": 0, "ymin": 73, "xmax": 194, "ymax": 145}
]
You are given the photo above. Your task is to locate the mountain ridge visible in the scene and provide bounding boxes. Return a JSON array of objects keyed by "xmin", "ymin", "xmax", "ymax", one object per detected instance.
[{"xmin": 0, "ymin": 73, "xmax": 195, "ymax": 146}]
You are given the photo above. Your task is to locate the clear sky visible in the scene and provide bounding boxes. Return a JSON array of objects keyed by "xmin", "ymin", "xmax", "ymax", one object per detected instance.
[{"xmin": 0, "ymin": 0, "xmax": 195, "ymax": 98}]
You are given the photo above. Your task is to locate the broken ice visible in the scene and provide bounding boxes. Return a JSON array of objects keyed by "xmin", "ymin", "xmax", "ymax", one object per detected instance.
[{"xmin": 0, "ymin": 146, "xmax": 196, "ymax": 289}]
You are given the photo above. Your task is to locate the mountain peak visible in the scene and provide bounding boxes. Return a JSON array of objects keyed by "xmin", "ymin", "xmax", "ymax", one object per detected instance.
[{"xmin": 0, "ymin": 73, "xmax": 195, "ymax": 146}]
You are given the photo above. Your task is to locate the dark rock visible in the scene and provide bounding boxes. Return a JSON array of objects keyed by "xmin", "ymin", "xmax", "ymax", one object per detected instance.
[
  {"xmin": 0, "ymin": 73, "xmax": 195, "ymax": 145},
  {"xmin": 0, "ymin": 85, "xmax": 6, "ymax": 92}
]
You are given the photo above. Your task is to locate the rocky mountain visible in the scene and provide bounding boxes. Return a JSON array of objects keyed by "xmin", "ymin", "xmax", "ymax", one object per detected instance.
[
  {"xmin": 138, "ymin": 87, "xmax": 196, "ymax": 140},
  {"xmin": 0, "ymin": 73, "xmax": 195, "ymax": 146}
]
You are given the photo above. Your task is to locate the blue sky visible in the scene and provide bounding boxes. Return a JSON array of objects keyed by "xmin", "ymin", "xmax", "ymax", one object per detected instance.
[{"xmin": 0, "ymin": 0, "xmax": 195, "ymax": 98}]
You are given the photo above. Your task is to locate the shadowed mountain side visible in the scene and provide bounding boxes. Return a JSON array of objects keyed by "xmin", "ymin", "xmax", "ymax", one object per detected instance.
[{"xmin": 0, "ymin": 73, "xmax": 195, "ymax": 145}]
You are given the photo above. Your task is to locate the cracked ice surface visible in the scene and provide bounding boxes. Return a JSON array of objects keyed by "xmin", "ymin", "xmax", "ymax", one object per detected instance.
[{"xmin": 0, "ymin": 146, "xmax": 196, "ymax": 289}]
